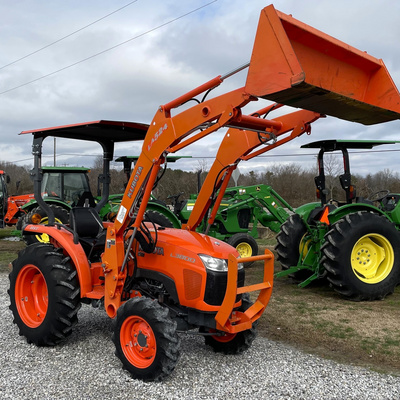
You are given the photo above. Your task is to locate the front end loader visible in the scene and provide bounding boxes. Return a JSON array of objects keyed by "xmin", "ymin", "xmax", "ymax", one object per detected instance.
[{"xmin": 8, "ymin": 4, "xmax": 400, "ymax": 381}]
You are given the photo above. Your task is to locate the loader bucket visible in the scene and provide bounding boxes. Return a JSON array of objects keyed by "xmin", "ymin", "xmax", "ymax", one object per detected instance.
[{"xmin": 245, "ymin": 5, "xmax": 400, "ymax": 125}]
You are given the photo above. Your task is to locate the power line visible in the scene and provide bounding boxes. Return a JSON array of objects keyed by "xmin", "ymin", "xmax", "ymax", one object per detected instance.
[
  {"xmin": 0, "ymin": 0, "xmax": 139, "ymax": 71},
  {"xmin": 9, "ymin": 147, "xmax": 400, "ymax": 165},
  {"xmin": 0, "ymin": 1, "xmax": 218, "ymax": 96}
]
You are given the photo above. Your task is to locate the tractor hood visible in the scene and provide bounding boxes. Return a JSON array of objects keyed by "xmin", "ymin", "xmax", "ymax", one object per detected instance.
[{"xmin": 153, "ymin": 227, "xmax": 239, "ymax": 260}]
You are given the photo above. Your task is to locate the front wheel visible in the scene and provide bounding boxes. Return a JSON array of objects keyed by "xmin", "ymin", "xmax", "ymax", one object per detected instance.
[
  {"xmin": 200, "ymin": 293, "xmax": 258, "ymax": 354},
  {"xmin": 113, "ymin": 297, "xmax": 180, "ymax": 382},
  {"xmin": 8, "ymin": 243, "xmax": 81, "ymax": 345},
  {"xmin": 202, "ymin": 294, "xmax": 257, "ymax": 354},
  {"xmin": 275, "ymin": 213, "xmax": 313, "ymax": 280},
  {"xmin": 227, "ymin": 233, "xmax": 258, "ymax": 267},
  {"xmin": 322, "ymin": 211, "xmax": 400, "ymax": 300}
]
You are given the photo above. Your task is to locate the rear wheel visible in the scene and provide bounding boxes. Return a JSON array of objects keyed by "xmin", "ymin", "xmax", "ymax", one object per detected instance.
[
  {"xmin": 322, "ymin": 211, "xmax": 400, "ymax": 300},
  {"xmin": 275, "ymin": 213, "xmax": 313, "ymax": 280},
  {"xmin": 24, "ymin": 205, "xmax": 69, "ymax": 245},
  {"xmin": 203, "ymin": 294, "xmax": 256, "ymax": 354},
  {"xmin": 145, "ymin": 210, "xmax": 174, "ymax": 228},
  {"xmin": 227, "ymin": 233, "xmax": 258, "ymax": 267},
  {"xmin": 113, "ymin": 297, "xmax": 180, "ymax": 382},
  {"xmin": 8, "ymin": 243, "xmax": 81, "ymax": 345}
]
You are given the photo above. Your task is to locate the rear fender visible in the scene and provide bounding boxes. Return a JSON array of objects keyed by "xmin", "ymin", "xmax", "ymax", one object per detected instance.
[
  {"xmin": 21, "ymin": 198, "xmax": 72, "ymax": 211},
  {"xmin": 146, "ymin": 201, "xmax": 182, "ymax": 228},
  {"xmin": 23, "ymin": 224, "xmax": 93, "ymax": 296},
  {"xmin": 328, "ymin": 203, "xmax": 389, "ymax": 224}
]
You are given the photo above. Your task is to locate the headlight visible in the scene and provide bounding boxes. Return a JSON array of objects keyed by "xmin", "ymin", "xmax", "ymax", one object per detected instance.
[{"xmin": 199, "ymin": 254, "xmax": 244, "ymax": 272}]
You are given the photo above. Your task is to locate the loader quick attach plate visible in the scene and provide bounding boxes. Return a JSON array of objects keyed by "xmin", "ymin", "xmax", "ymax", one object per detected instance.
[{"xmin": 245, "ymin": 5, "xmax": 400, "ymax": 125}]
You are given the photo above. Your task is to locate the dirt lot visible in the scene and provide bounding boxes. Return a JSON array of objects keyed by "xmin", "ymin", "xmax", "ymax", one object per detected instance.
[{"xmin": 1, "ymin": 228, "xmax": 399, "ymax": 376}]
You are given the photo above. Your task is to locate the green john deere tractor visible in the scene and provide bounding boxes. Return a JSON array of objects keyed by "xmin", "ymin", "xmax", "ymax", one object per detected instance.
[
  {"xmin": 168, "ymin": 184, "xmax": 292, "ymax": 259},
  {"xmin": 275, "ymin": 139, "xmax": 400, "ymax": 301}
]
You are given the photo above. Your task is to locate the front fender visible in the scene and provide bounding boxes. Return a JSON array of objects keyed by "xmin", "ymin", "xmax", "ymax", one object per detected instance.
[
  {"xmin": 23, "ymin": 224, "xmax": 92, "ymax": 296},
  {"xmin": 294, "ymin": 202, "xmax": 321, "ymax": 220}
]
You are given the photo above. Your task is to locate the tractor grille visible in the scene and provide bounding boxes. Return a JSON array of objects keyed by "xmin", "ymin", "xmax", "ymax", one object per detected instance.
[
  {"xmin": 183, "ymin": 269, "xmax": 202, "ymax": 300},
  {"xmin": 204, "ymin": 268, "xmax": 245, "ymax": 306}
]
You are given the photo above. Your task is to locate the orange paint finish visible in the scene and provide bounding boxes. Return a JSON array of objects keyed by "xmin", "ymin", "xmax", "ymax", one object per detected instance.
[
  {"xmin": 246, "ymin": 5, "xmax": 400, "ymax": 124},
  {"xmin": 184, "ymin": 108, "xmax": 321, "ymax": 231},
  {"xmin": 23, "ymin": 224, "xmax": 94, "ymax": 296},
  {"xmin": 215, "ymin": 250, "xmax": 274, "ymax": 333},
  {"xmin": 136, "ymin": 228, "xmax": 239, "ymax": 312}
]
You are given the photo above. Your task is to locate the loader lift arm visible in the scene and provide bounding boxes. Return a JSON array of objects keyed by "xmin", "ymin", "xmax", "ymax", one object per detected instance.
[
  {"xmin": 182, "ymin": 105, "xmax": 322, "ymax": 233},
  {"xmin": 114, "ymin": 2, "xmax": 400, "ymax": 240}
]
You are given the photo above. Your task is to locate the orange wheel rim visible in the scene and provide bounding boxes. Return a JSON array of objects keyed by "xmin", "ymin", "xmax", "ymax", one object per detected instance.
[
  {"xmin": 15, "ymin": 265, "xmax": 48, "ymax": 328},
  {"xmin": 210, "ymin": 329, "xmax": 237, "ymax": 343},
  {"xmin": 120, "ymin": 316, "xmax": 156, "ymax": 369}
]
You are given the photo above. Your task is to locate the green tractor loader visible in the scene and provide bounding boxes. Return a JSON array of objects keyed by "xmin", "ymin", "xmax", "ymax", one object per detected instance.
[
  {"xmin": 275, "ymin": 139, "xmax": 400, "ymax": 301},
  {"xmin": 169, "ymin": 184, "xmax": 293, "ymax": 259}
]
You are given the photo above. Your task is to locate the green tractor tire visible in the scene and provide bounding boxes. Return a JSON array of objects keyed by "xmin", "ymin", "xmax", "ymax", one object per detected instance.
[
  {"xmin": 227, "ymin": 233, "xmax": 258, "ymax": 267},
  {"xmin": 145, "ymin": 210, "xmax": 174, "ymax": 228},
  {"xmin": 275, "ymin": 213, "xmax": 314, "ymax": 280},
  {"xmin": 322, "ymin": 211, "xmax": 400, "ymax": 301}
]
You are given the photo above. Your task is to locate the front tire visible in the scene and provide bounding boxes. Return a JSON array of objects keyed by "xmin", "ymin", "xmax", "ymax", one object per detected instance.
[
  {"xmin": 275, "ymin": 213, "xmax": 312, "ymax": 280},
  {"xmin": 8, "ymin": 243, "xmax": 81, "ymax": 345},
  {"xmin": 113, "ymin": 297, "xmax": 180, "ymax": 382},
  {"xmin": 227, "ymin": 233, "xmax": 258, "ymax": 267},
  {"xmin": 322, "ymin": 211, "xmax": 400, "ymax": 300},
  {"xmin": 203, "ymin": 294, "xmax": 257, "ymax": 354}
]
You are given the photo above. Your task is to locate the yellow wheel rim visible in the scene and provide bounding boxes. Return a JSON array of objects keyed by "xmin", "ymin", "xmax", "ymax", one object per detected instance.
[
  {"xmin": 236, "ymin": 242, "xmax": 253, "ymax": 258},
  {"xmin": 34, "ymin": 216, "xmax": 63, "ymax": 243},
  {"xmin": 299, "ymin": 234, "xmax": 312, "ymax": 261},
  {"xmin": 351, "ymin": 233, "xmax": 394, "ymax": 284}
]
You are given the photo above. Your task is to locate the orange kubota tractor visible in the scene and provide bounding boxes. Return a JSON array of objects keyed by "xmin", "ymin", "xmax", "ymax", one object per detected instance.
[{"xmin": 8, "ymin": 5, "xmax": 400, "ymax": 381}]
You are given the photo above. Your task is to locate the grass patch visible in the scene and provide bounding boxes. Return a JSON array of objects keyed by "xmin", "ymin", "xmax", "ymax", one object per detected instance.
[{"xmin": 247, "ymin": 240, "xmax": 400, "ymax": 376}]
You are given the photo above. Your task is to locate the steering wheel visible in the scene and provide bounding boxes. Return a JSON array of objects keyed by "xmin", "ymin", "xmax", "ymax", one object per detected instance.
[{"xmin": 369, "ymin": 189, "xmax": 390, "ymax": 202}]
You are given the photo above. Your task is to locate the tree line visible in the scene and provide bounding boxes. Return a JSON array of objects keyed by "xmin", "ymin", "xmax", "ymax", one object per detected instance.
[{"xmin": 2, "ymin": 159, "xmax": 400, "ymax": 209}]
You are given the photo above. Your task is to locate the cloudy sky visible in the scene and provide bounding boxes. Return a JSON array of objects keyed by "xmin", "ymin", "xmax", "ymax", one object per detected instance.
[{"xmin": 1, "ymin": 0, "xmax": 400, "ymax": 177}]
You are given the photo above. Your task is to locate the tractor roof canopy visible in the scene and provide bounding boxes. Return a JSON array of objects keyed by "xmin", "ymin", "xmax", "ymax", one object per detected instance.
[
  {"xmin": 301, "ymin": 139, "xmax": 400, "ymax": 151},
  {"xmin": 20, "ymin": 120, "xmax": 149, "ymax": 143},
  {"xmin": 42, "ymin": 166, "xmax": 91, "ymax": 173}
]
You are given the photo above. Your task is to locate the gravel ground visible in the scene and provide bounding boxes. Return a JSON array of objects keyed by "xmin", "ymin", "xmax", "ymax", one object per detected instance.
[{"xmin": 1, "ymin": 270, "xmax": 400, "ymax": 400}]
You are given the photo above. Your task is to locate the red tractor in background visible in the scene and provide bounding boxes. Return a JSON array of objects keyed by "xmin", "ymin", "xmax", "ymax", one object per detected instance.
[
  {"xmin": 8, "ymin": 5, "xmax": 400, "ymax": 381},
  {"xmin": 0, "ymin": 170, "xmax": 10, "ymax": 228}
]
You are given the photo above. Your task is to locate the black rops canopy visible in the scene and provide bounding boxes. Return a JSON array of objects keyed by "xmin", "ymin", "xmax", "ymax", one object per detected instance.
[
  {"xmin": 301, "ymin": 139, "xmax": 400, "ymax": 151},
  {"xmin": 20, "ymin": 120, "xmax": 149, "ymax": 144}
]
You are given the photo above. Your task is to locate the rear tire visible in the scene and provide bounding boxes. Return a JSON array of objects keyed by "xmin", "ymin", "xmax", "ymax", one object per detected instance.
[
  {"xmin": 322, "ymin": 211, "xmax": 400, "ymax": 300},
  {"xmin": 145, "ymin": 210, "xmax": 174, "ymax": 228},
  {"xmin": 8, "ymin": 243, "xmax": 81, "ymax": 345},
  {"xmin": 24, "ymin": 205, "xmax": 69, "ymax": 245},
  {"xmin": 113, "ymin": 297, "xmax": 180, "ymax": 382},
  {"xmin": 227, "ymin": 233, "xmax": 258, "ymax": 267}
]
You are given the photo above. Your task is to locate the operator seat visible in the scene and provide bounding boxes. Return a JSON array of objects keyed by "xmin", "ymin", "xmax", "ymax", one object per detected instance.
[
  {"xmin": 69, "ymin": 207, "xmax": 106, "ymax": 260},
  {"xmin": 76, "ymin": 191, "xmax": 96, "ymax": 208}
]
